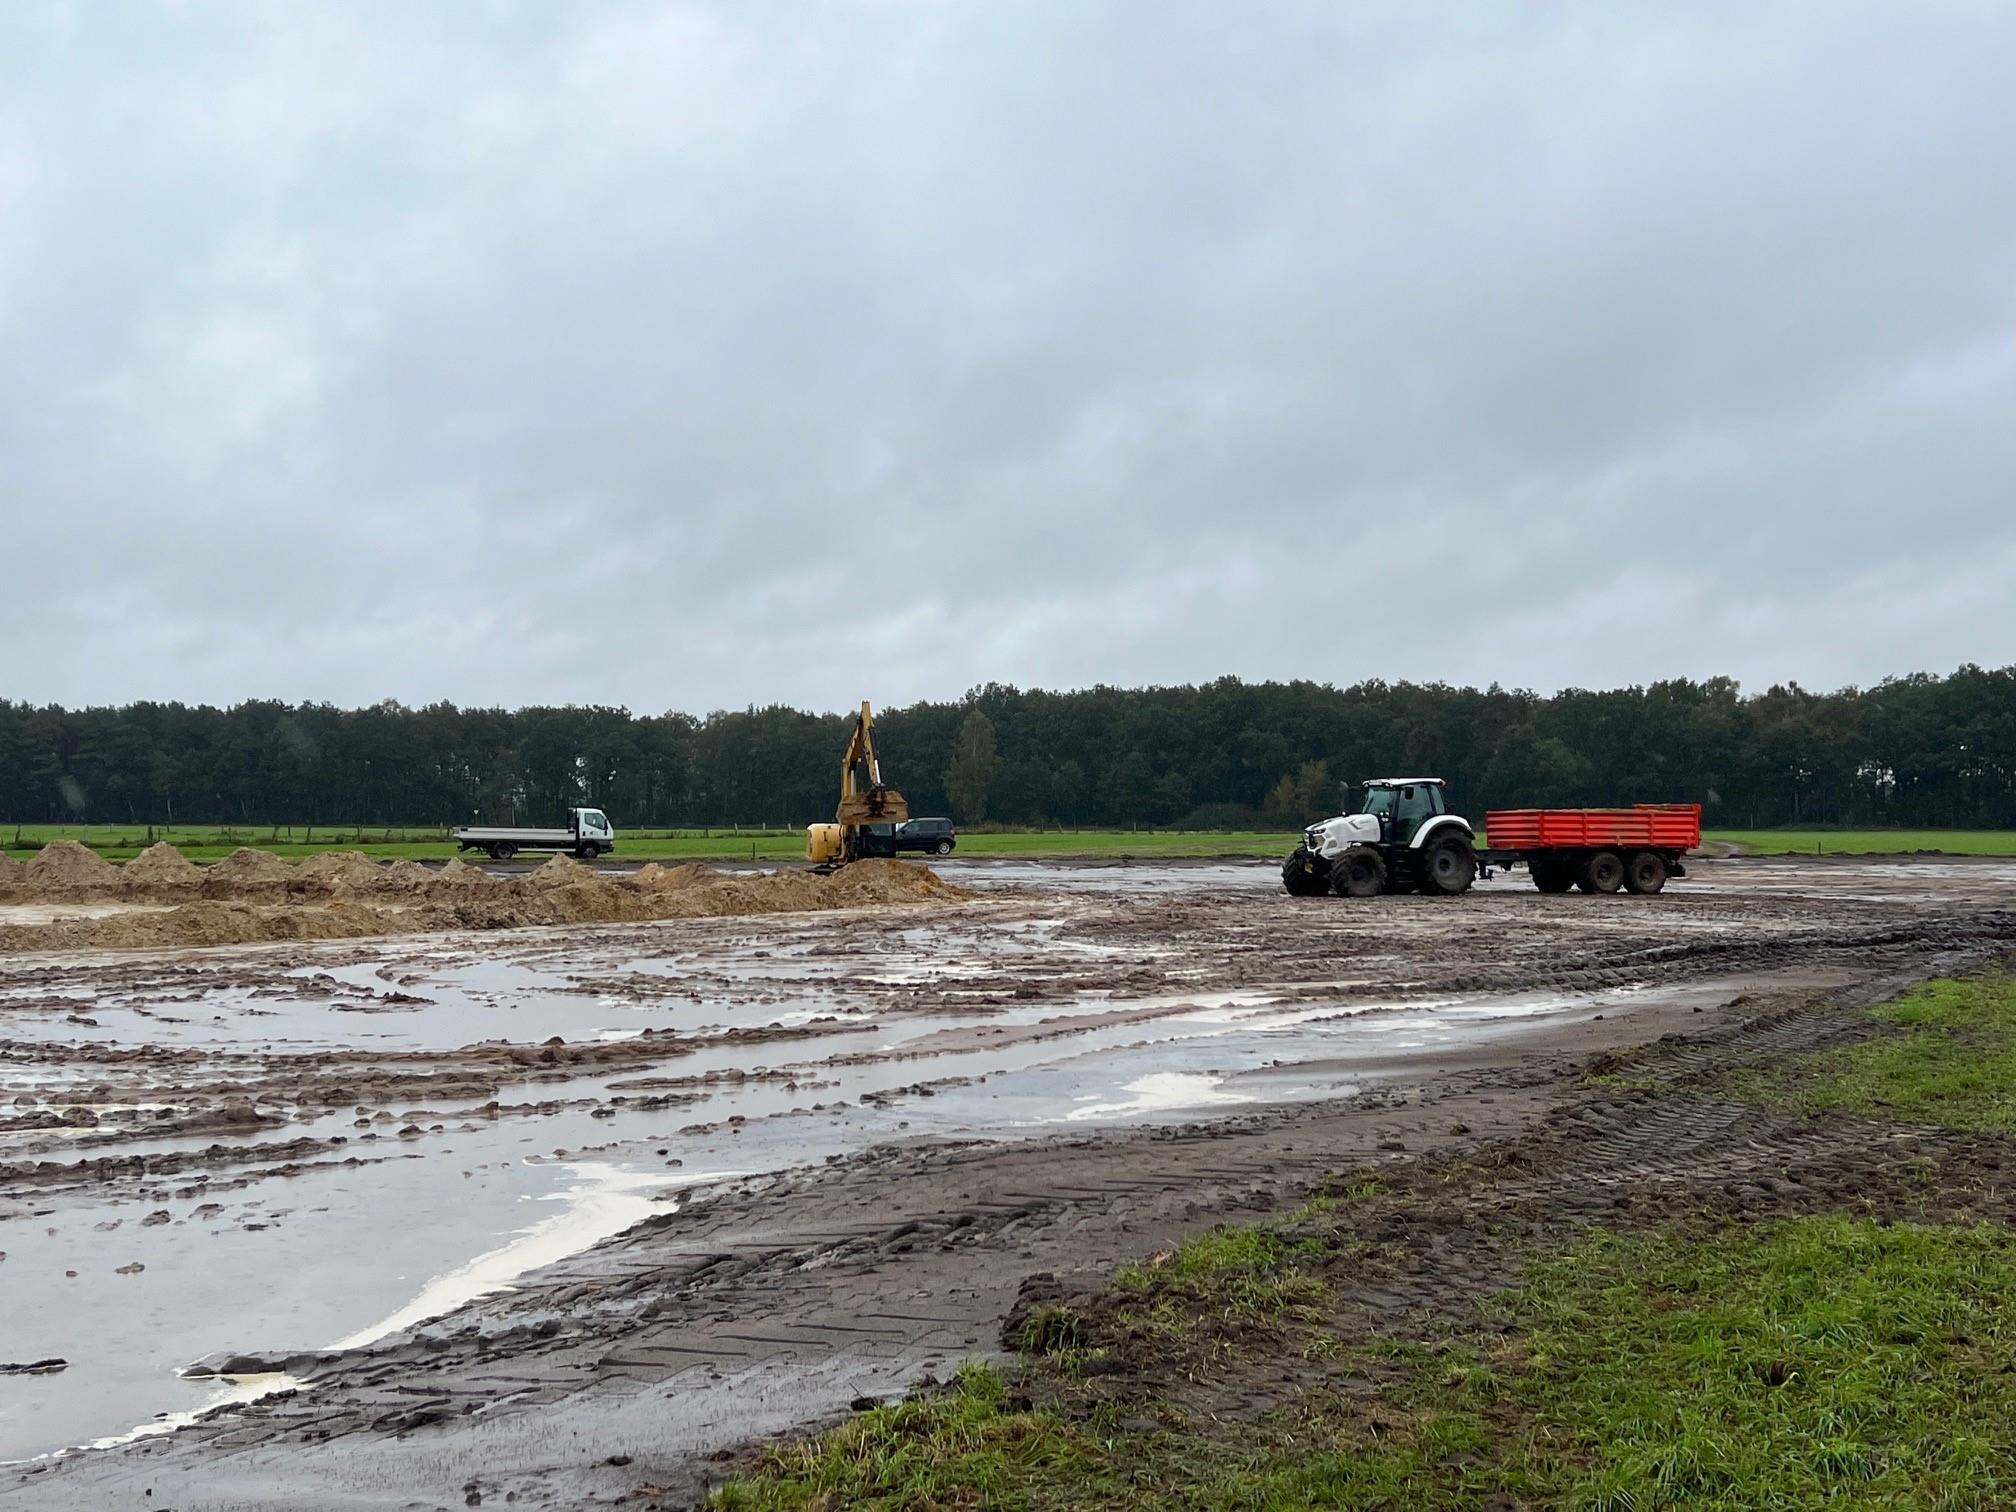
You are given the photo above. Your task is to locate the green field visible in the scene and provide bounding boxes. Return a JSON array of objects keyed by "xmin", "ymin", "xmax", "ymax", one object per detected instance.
[
  {"xmin": 1706, "ymin": 828, "xmax": 2016, "ymax": 856},
  {"xmin": 5, "ymin": 822, "xmax": 2014, "ymax": 864},
  {"xmin": 0, "ymin": 823, "xmax": 1299, "ymax": 863}
]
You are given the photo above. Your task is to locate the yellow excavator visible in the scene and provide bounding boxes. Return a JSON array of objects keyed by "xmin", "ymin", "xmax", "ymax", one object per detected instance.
[{"xmin": 806, "ymin": 701, "xmax": 910, "ymax": 868}]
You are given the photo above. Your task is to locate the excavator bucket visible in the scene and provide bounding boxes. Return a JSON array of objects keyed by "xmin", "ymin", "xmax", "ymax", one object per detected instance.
[{"xmin": 836, "ymin": 784, "xmax": 909, "ymax": 826}]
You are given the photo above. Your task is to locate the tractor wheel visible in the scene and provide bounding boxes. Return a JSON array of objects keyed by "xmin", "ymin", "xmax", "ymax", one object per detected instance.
[
  {"xmin": 1581, "ymin": 850, "xmax": 1625, "ymax": 894},
  {"xmin": 1624, "ymin": 850, "xmax": 1668, "ymax": 895},
  {"xmin": 1331, "ymin": 846, "xmax": 1386, "ymax": 898},
  {"xmin": 1532, "ymin": 859, "xmax": 1574, "ymax": 893},
  {"xmin": 1418, "ymin": 835, "xmax": 1477, "ymax": 895},
  {"xmin": 1281, "ymin": 848, "xmax": 1327, "ymax": 897}
]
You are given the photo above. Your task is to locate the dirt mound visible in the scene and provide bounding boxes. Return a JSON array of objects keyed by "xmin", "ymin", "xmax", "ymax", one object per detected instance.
[
  {"xmin": 25, "ymin": 841, "xmax": 121, "ymax": 893},
  {"xmin": 820, "ymin": 859, "xmax": 969, "ymax": 907},
  {"xmin": 525, "ymin": 854, "xmax": 593, "ymax": 891},
  {"xmin": 371, "ymin": 859, "xmax": 441, "ymax": 896},
  {"xmin": 0, "ymin": 851, "xmax": 22, "ymax": 892},
  {"xmin": 203, "ymin": 848, "xmax": 300, "ymax": 889},
  {"xmin": 431, "ymin": 858, "xmax": 493, "ymax": 891},
  {"xmin": 119, "ymin": 843, "xmax": 203, "ymax": 894},
  {"xmin": 626, "ymin": 863, "xmax": 716, "ymax": 892},
  {"xmin": 297, "ymin": 851, "xmax": 384, "ymax": 889},
  {"xmin": 0, "ymin": 858, "xmax": 972, "ymax": 953}
]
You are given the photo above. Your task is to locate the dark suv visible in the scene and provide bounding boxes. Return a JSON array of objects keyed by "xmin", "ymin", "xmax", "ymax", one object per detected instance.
[{"xmin": 893, "ymin": 817, "xmax": 957, "ymax": 855}]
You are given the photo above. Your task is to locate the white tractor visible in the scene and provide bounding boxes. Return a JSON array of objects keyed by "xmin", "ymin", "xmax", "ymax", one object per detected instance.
[{"xmin": 1282, "ymin": 777, "xmax": 1479, "ymax": 897}]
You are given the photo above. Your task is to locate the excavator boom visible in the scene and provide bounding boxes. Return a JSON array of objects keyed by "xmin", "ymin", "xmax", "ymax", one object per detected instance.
[{"xmin": 809, "ymin": 701, "xmax": 908, "ymax": 864}]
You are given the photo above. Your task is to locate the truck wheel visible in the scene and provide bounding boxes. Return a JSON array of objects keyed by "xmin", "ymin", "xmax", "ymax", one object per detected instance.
[
  {"xmin": 578, "ymin": 841, "xmax": 603, "ymax": 860},
  {"xmin": 935, "ymin": 839, "xmax": 954, "ymax": 855},
  {"xmin": 1281, "ymin": 847, "xmax": 1327, "ymax": 896},
  {"xmin": 1532, "ymin": 859, "xmax": 1574, "ymax": 893},
  {"xmin": 1624, "ymin": 851, "xmax": 1668, "ymax": 895},
  {"xmin": 1581, "ymin": 850, "xmax": 1625, "ymax": 894},
  {"xmin": 488, "ymin": 842, "xmax": 517, "ymax": 862},
  {"xmin": 1419, "ymin": 835, "xmax": 1476, "ymax": 895},
  {"xmin": 1331, "ymin": 846, "xmax": 1385, "ymax": 898}
]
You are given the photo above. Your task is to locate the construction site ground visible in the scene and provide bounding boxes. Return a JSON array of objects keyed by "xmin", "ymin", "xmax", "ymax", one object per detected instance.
[{"xmin": 2, "ymin": 853, "xmax": 2013, "ymax": 1508}]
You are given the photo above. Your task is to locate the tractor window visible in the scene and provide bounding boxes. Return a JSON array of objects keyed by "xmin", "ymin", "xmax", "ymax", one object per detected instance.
[
  {"xmin": 1392, "ymin": 785, "xmax": 1436, "ymax": 840},
  {"xmin": 1355, "ymin": 787, "xmax": 1397, "ymax": 818}
]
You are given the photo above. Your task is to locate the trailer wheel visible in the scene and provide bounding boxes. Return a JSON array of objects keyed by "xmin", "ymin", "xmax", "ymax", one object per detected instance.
[
  {"xmin": 1532, "ymin": 859, "xmax": 1574, "ymax": 893},
  {"xmin": 1331, "ymin": 846, "xmax": 1385, "ymax": 898},
  {"xmin": 488, "ymin": 842, "xmax": 517, "ymax": 862},
  {"xmin": 1624, "ymin": 850, "xmax": 1668, "ymax": 895},
  {"xmin": 1581, "ymin": 850, "xmax": 1625, "ymax": 894},
  {"xmin": 1418, "ymin": 835, "xmax": 1476, "ymax": 895},
  {"xmin": 1281, "ymin": 847, "xmax": 1327, "ymax": 897}
]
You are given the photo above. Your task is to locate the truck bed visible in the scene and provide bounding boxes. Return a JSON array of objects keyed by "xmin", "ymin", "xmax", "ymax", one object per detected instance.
[
  {"xmin": 1484, "ymin": 804, "xmax": 1701, "ymax": 852},
  {"xmin": 451, "ymin": 827, "xmax": 574, "ymax": 843}
]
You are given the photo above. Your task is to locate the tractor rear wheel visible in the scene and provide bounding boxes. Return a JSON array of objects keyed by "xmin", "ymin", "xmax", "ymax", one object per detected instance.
[
  {"xmin": 1624, "ymin": 850, "xmax": 1668, "ymax": 894},
  {"xmin": 1281, "ymin": 847, "xmax": 1327, "ymax": 897},
  {"xmin": 1532, "ymin": 859, "xmax": 1574, "ymax": 893},
  {"xmin": 1581, "ymin": 849, "xmax": 1625, "ymax": 894},
  {"xmin": 1331, "ymin": 846, "xmax": 1386, "ymax": 898},
  {"xmin": 1418, "ymin": 835, "xmax": 1477, "ymax": 895}
]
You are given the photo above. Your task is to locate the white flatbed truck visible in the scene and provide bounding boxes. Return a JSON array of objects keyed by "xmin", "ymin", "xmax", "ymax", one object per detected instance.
[{"xmin": 452, "ymin": 808, "xmax": 615, "ymax": 861}]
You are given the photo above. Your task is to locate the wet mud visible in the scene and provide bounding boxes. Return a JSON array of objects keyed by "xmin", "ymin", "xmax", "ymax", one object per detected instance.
[{"xmin": 1, "ymin": 856, "xmax": 2012, "ymax": 1506}]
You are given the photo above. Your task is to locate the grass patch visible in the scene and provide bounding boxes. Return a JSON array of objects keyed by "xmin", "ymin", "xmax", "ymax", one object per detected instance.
[
  {"xmin": 0, "ymin": 823, "xmax": 1298, "ymax": 864},
  {"xmin": 715, "ymin": 1217, "xmax": 2016, "ymax": 1509},
  {"xmin": 1728, "ymin": 971, "xmax": 2016, "ymax": 1134},
  {"xmin": 1497, "ymin": 1216, "xmax": 2016, "ymax": 1507},
  {"xmin": 1706, "ymin": 828, "xmax": 2016, "ymax": 856}
]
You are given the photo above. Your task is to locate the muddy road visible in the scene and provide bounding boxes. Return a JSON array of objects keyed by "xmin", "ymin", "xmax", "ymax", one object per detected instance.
[{"xmin": 3, "ymin": 856, "xmax": 2013, "ymax": 1507}]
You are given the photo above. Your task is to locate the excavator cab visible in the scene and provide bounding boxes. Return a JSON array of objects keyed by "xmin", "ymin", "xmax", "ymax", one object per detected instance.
[{"xmin": 807, "ymin": 702, "xmax": 909, "ymax": 867}]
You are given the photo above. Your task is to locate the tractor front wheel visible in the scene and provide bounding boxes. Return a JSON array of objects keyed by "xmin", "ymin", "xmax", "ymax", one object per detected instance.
[
  {"xmin": 1281, "ymin": 847, "xmax": 1327, "ymax": 897},
  {"xmin": 1331, "ymin": 846, "xmax": 1386, "ymax": 898}
]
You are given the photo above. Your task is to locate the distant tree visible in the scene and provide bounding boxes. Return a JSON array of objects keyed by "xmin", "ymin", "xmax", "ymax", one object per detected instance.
[{"xmin": 942, "ymin": 710, "xmax": 1002, "ymax": 824}]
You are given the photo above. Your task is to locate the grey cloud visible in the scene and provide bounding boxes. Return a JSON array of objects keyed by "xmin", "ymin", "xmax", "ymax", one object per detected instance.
[{"xmin": 2, "ymin": 1, "xmax": 2012, "ymax": 712}]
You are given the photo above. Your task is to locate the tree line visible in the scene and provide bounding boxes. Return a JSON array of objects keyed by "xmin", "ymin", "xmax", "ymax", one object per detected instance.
[{"xmin": 1, "ymin": 665, "xmax": 2011, "ymax": 832}]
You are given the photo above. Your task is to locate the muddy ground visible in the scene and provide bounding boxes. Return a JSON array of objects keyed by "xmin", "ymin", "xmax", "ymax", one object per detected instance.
[{"xmin": 2, "ymin": 855, "xmax": 2013, "ymax": 1507}]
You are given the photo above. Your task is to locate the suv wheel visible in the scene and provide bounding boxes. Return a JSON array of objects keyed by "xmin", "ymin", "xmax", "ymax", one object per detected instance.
[{"xmin": 934, "ymin": 838, "xmax": 954, "ymax": 855}]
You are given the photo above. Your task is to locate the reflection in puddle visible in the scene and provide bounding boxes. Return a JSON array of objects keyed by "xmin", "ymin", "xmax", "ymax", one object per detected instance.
[{"xmin": 1067, "ymin": 1071, "xmax": 1252, "ymax": 1121}]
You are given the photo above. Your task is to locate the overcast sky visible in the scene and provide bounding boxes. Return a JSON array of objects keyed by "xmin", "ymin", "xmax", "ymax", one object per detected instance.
[{"xmin": 2, "ymin": 2, "xmax": 2012, "ymax": 715}]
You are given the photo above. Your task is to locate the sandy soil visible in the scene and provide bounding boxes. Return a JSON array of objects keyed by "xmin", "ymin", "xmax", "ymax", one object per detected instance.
[
  {"xmin": 0, "ymin": 844, "xmax": 965, "ymax": 953},
  {"xmin": 1, "ymin": 855, "xmax": 2012, "ymax": 1506}
]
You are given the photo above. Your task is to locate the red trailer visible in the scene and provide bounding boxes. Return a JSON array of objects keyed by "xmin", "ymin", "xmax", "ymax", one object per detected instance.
[{"xmin": 1480, "ymin": 804, "xmax": 1701, "ymax": 894}]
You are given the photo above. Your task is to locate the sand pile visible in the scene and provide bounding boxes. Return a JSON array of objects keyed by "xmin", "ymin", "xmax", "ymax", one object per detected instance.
[
  {"xmin": 120, "ymin": 842, "xmax": 204, "ymax": 895},
  {"xmin": 370, "ymin": 859, "xmax": 442, "ymax": 897},
  {"xmin": 524, "ymin": 854, "xmax": 593, "ymax": 891},
  {"xmin": 297, "ymin": 851, "xmax": 383, "ymax": 890},
  {"xmin": 24, "ymin": 841, "xmax": 121, "ymax": 895},
  {"xmin": 0, "ymin": 855, "xmax": 972, "ymax": 954},
  {"xmin": 431, "ymin": 858, "xmax": 493, "ymax": 891},
  {"xmin": 201, "ymin": 847, "xmax": 301, "ymax": 898},
  {"xmin": 821, "ymin": 858, "xmax": 967, "ymax": 906},
  {"xmin": 0, "ymin": 851, "xmax": 22, "ymax": 893}
]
